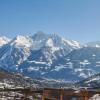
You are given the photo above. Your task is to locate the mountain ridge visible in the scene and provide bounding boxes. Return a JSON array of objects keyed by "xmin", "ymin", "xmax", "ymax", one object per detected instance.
[{"xmin": 0, "ymin": 32, "xmax": 100, "ymax": 81}]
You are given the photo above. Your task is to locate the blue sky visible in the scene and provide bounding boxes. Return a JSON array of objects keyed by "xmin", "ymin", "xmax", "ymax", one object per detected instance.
[{"xmin": 0, "ymin": 0, "xmax": 100, "ymax": 43}]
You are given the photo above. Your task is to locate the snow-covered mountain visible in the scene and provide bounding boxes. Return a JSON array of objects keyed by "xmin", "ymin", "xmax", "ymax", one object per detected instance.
[
  {"xmin": 65, "ymin": 47, "xmax": 100, "ymax": 80},
  {"xmin": 86, "ymin": 41, "xmax": 100, "ymax": 48},
  {"xmin": 77, "ymin": 72, "xmax": 100, "ymax": 88},
  {"xmin": 0, "ymin": 32, "xmax": 100, "ymax": 81},
  {"xmin": 0, "ymin": 36, "xmax": 10, "ymax": 46}
]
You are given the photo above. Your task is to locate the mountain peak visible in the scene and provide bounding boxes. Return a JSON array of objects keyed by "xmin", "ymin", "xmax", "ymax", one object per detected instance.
[
  {"xmin": 35, "ymin": 31, "xmax": 47, "ymax": 36},
  {"xmin": 0, "ymin": 36, "xmax": 10, "ymax": 46},
  {"xmin": 32, "ymin": 31, "xmax": 48, "ymax": 41},
  {"xmin": 11, "ymin": 35, "xmax": 33, "ymax": 48}
]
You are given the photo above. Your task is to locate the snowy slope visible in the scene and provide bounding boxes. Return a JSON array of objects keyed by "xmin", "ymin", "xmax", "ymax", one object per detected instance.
[
  {"xmin": 1, "ymin": 32, "xmax": 100, "ymax": 81},
  {"xmin": 0, "ymin": 36, "xmax": 10, "ymax": 46},
  {"xmin": 77, "ymin": 73, "xmax": 100, "ymax": 88},
  {"xmin": 89, "ymin": 94, "xmax": 100, "ymax": 100}
]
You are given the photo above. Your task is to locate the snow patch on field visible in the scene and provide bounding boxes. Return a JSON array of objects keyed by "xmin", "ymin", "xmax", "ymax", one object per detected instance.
[
  {"xmin": 89, "ymin": 94, "xmax": 100, "ymax": 100},
  {"xmin": 51, "ymin": 66, "xmax": 66, "ymax": 71}
]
